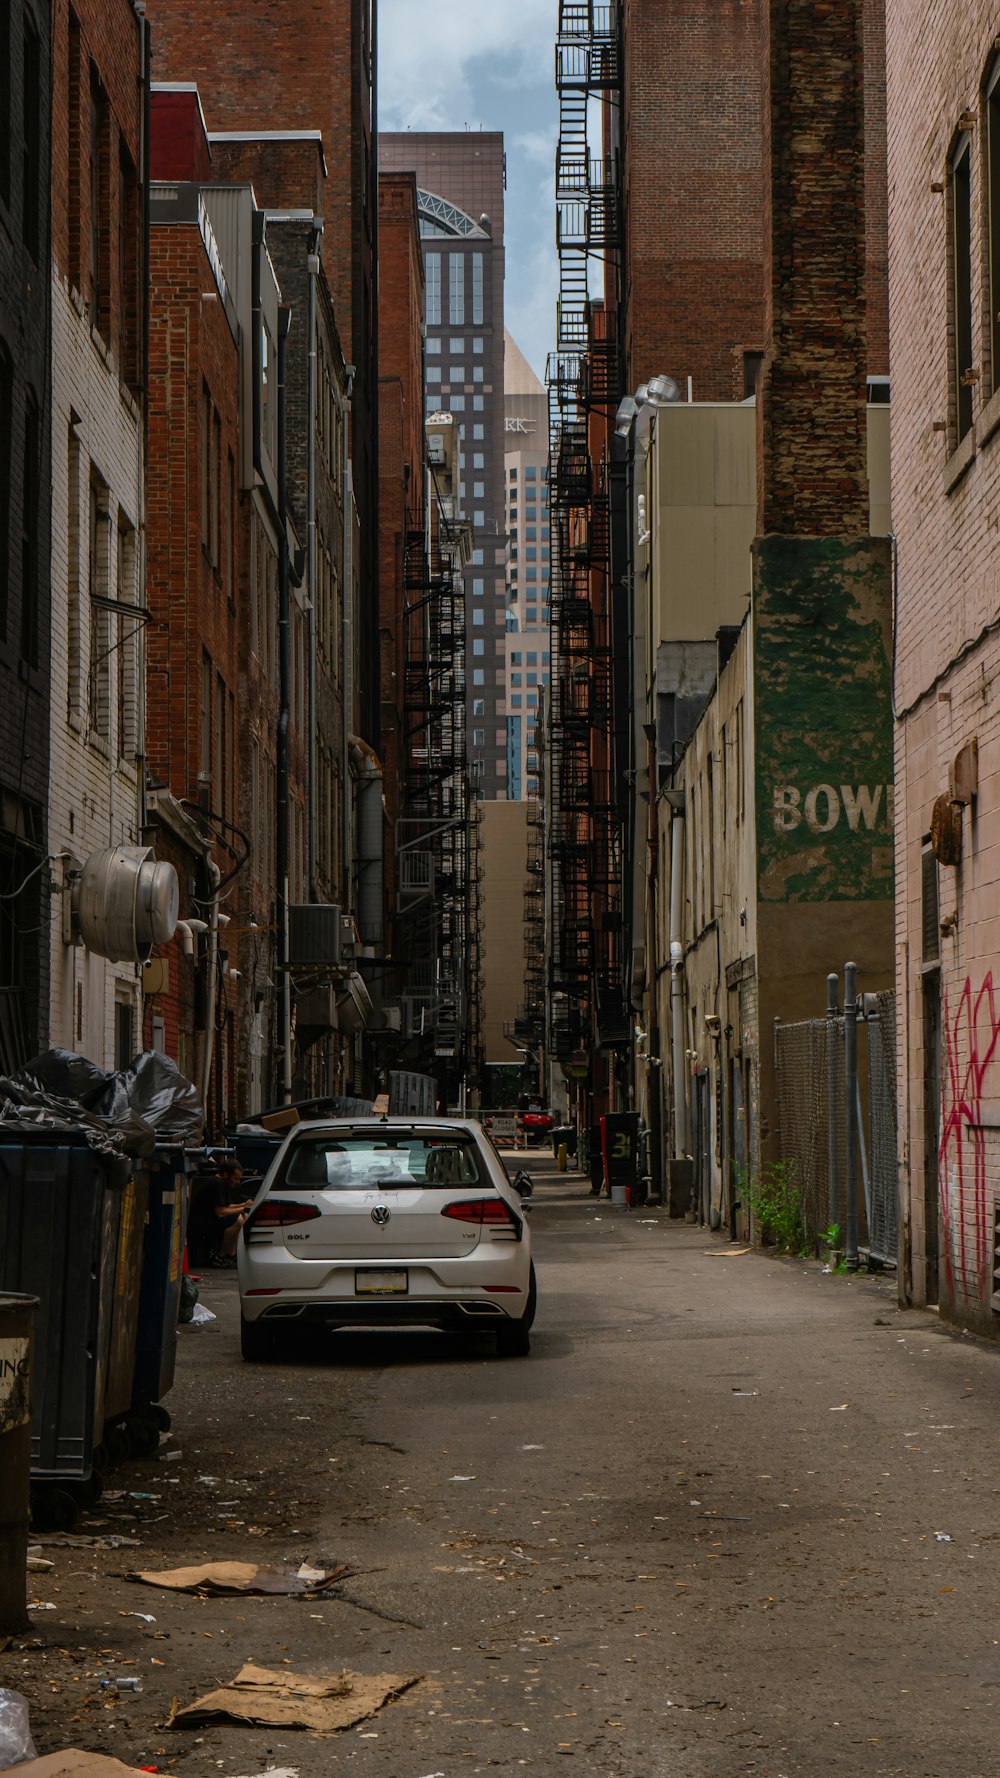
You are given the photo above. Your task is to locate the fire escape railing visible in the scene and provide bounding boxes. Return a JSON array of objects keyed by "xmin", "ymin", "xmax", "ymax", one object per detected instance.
[{"xmin": 543, "ymin": 0, "xmax": 623, "ymax": 1063}]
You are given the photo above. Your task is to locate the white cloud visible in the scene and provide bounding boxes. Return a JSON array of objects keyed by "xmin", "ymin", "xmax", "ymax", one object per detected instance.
[{"xmin": 379, "ymin": 0, "xmax": 555, "ymax": 130}]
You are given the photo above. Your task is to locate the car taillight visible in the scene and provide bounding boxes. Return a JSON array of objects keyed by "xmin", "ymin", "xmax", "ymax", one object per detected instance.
[
  {"xmin": 247, "ymin": 1199, "xmax": 321, "ymax": 1230},
  {"xmin": 441, "ymin": 1197, "xmax": 520, "ymax": 1237}
]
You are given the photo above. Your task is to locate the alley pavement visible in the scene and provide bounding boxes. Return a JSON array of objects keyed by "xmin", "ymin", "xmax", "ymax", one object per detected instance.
[{"xmin": 6, "ymin": 1155, "xmax": 1000, "ymax": 1776}]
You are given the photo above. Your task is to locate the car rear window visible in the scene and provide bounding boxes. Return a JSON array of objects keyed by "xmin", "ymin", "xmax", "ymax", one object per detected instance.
[{"xmin": 276, "ymin": 1132, "xmax": 485, "ymax": 1191}]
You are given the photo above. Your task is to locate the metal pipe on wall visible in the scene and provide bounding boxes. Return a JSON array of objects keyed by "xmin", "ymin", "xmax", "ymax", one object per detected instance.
[
  {"xmin": 843, "ymin": 960, "xmax": 859, "ymax": 1270},
  {"xmin": 276, "ymin": 307, "xmax": 292, "ymax": 1103},
  {"xmin": 669, "ymin": 811, "xmax": 687, "ymax": 1160},
  {"xmin": 306, "ymin": 222, "xmax": 323, "ymax": 902}
]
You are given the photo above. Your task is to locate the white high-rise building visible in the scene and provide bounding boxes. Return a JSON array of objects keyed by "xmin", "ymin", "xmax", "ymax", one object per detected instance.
[{"xmin": 502, "ymin": 334, "xmax": 550, "ymax": 801}]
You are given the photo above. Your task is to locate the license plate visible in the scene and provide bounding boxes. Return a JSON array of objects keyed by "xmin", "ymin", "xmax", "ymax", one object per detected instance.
[{"xmin": 355, "ymin": 1269, "xmax": 408, "ymax": 1295}]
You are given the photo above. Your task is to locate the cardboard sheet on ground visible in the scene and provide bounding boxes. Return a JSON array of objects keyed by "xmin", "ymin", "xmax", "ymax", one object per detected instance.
[
  {"xmin": 168, "ymin": 1661, "xmax": 421, "ymax": 1733},
  {"xmin": 128, "ymin": 1560, "xmax": 352, "ymax": 1596},
  {"xmin": 10, "ymin": 1755, "xmax": 154, "ymax": 1778}
]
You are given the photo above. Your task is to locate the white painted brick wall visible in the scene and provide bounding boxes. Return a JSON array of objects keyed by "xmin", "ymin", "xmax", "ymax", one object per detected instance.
[{"xmin": 49, "ymin": 268, "xmax": 143, "ymax": 1068}]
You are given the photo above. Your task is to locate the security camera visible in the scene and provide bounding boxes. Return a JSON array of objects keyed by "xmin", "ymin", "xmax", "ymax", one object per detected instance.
[{"xmin": 704, "ymin": 1014, "xmax": 722, "ymax": 1037}]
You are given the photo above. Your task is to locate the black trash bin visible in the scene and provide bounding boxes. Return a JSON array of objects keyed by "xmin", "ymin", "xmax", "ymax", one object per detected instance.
[
  {"xmin": 131, "ymin": 1146, "xmax": 193, "ymax": 1428},
  {"xmin": 0, "ymin": 1131, "xmax": 128, "ymax": 1493}
]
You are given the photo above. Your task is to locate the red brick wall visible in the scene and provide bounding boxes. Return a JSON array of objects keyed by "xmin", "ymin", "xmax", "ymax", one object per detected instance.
[
  {"xmin": 377, "ymin": 173, "xmax": 425, "ymax": 933},
  {"xmin": 619, "ymin": 0, "xmax": 888, "ymax": 400},
  {"xmin": 52, "ymin": 0, "xmax": 143, "ymax": 381},
  {"xmin": 621, "ymin": 0, "xmax": 767, "ymax": 402},
  {"xmin": 208, "ymin": 137, "xmax": 325, "ymax": 218},
  {"xmin": 146, "ymin": 222, "xmax": 240, "ymax": 832},
  {"xmin": 150, "ymin": 88, "xmax": 213, "ymax": 182},
  {"xmin": 758, "ymin": 0, "xmax": 870, "ymax": 534}
]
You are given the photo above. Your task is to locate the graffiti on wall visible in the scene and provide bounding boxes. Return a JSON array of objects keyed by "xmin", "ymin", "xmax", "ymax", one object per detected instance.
[{"xmin": 938, "ymin": 972, "xmax": 1000, "ymax": 1306}]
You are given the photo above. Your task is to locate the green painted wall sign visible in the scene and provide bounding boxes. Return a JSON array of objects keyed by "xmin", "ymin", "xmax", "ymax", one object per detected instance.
[{"xmin": 753, "ymin": 534, "xmax": 894, "ymax": 904}]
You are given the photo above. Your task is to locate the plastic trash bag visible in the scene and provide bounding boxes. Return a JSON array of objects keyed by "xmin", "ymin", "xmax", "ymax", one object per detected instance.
[
  {"xmin": 0, "ymin": 1689, "xmax": 36, "ymax": 1771},
  {"xmin": 0, "ymin": 1048, "xmax": 204, "ymax": 1156},
  {"xmin": 178, "ymin": 1273, "xmax": 199, "ymax": 1324}
]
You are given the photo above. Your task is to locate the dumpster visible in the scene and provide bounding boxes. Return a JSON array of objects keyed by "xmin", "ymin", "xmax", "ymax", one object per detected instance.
[
  {"xmin": 0, "ymin": 1291, "xmax": 38, "ymax": 1633},
  {"xmin": 132, "ymin": 1146, "xmax": 192, "ymax": 1417},
  {"xmin": 104, "ymin": 1165, "xmax": 150, "ymax": 1426},
  {"xmin": 0, "ymin": 1131, "xmax": 128, "ymax": 1484},
  {"xmin": 550, "ymin": 1124, "xmax": 577, "ymax": 1159}
]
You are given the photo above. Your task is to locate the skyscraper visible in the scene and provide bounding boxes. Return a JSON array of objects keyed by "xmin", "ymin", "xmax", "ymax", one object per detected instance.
[
  {"xmin": 502, "ymin": 333, "xmax": 550, "ymax": 802},
  {"xmin": 380, "ymin": 132, "xmax": 508, "ymax": 797}
]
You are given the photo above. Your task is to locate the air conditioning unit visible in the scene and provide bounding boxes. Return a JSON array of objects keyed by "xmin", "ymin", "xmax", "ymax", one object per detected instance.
[
  {"xmin": 288, "ymin": 904, "xmax": 342, "ymax": 968},
  {"xmin": 70, "ymin": 845, "xmax": 179, "ymax": 963}
]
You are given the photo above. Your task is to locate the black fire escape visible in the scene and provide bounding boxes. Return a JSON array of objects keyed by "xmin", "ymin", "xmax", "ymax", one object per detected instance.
[
  {"xmin": 397, "ymin": 503, "xmax": 482, "ymax": 1098},
  {"xmin": 545, "ymin": 0, "xmax": 623, "ymax": 1065}
]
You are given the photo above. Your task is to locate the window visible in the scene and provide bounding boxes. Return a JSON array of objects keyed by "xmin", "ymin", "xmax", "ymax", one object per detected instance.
[
  {"xmin": 950, "ymin": 131, "xmax": 974, "ymax": 441},
  {"xmin": 449, "ymin": 337, "xmax": 464, "ymax": 352},
  {"xmin": 472, "ymin": 607, "xmax": 484, "ymax": 626},
  {"xmin": 472, "ymin": 252, "xmax": 484, "ymax": 324},
  {"xmin": 210, "ymin": 408, "xmax": 221, "ymax": 570},
  {"xmin": 511, "ymin": 693, "xmax": 522, "ymax": 709},
  {"xmin": 526, "ymin": 607, "xmax": 537, "ymax": 624},
  {"xmin": 449, "ymin": 253, "xmax": 464, "ymax": 324},
  {"xmin": 472, "ymin": 336, "xmax": 483, "ymax": 354},
  {"xmin": 472, "ymin": 577, "xmax": 484, "ymax": 595},
  {"xmin": 474, "ymin": 480, "xmax": 485, "ymax": 499},
  {"xmin": 473, "ymin": 395, "xmax": 484, "ymax": 411},
  {"xmin": 526, "ymin": 566, "xmax": 537, "ymax": 581},
  {"xmin": 526, "ymin": 547, "xmax": 537, "ymax": 561},
  {"xmin": 525, "ymin": 527, "xmax": 537, "ymax": 541},
  {"xmin": 450, "ymin": 394, "xmax": 465, "ymax": 412},
  {"xmin": 88, "ymin": 470, "xmax": 111, "ymax": 736},
  {"xmin": 473, "ymin": 698, "xmax": 485, "ymax": 716},
  {"xmin": 426, "ymin": 336, "xmax": 441, "ymax": 353},
  {"xmin": 450, "ymin": 365, "xmax": 465, "ymax": 382},
  {"xmin": 22, "ymin": 14, "xmax": 41, "ymax": 259},
  {"xmin": 511, "ymin": 672, "xmax": 522, "ymax": 687},
  {"xmin": 473, "ymin": 728, "xmax": 485, "ymax": 747},
  {"xmin": 215, "ymin": 673, "xmax": 226, "ymax": 820},
  {"xmin": 0, "ymin": 347, "xmax": 10, "ymax": 639},
  {"xmin": 426, "ymin": 365, "xmax": 442, "ymax": 384},
  {"xmin": 88, "ymin": 70, "xmax": 109, "ymax": 335},
  {"xmin": 527, "ymin": 691, "xmax": 537, "ymax": 707},
  {"xmin": 20, "ymin": 389, "xmax": 40, "ymax": 667},
  {"xmin": 472, "ymin": 638, "xmax": 484, "ymax": 656},
  {"xmin": 200, "ymin": 652, "xmax": 211, "ymax": 779},
  {"xmin": 527, "ymin": 672, "xmax": 537, "ymax": 686},
  {"xmin": 426, "ymin": 252, "xmax": 441, "ymax": 326},
  {"xmin": 119, "ymin": 141, "xmax": 139, "ymax": 385},
  {"xmin": 921, "ymin": 840, "xmax": 939, "ymax": 962},
  {"xmin": 527, "ymin": 652, "xmax": 537, "ymax": 664},
  {"xmin": 526, "ymin": 465, "xmax": 537, "ymax": 480},
  {"xmin": 474, "ymin": 452, "xmax": 484, "ymax": 469},
  {"xmin": 511, "ymin": 651, "xmax": 521, "ymax": 664},
  {"xmin": 224, "ymin": 450, "xmax": 234, "ymax": 600},
  {"xmin": 473, "ymin": 669, "xmax": 484, "ymax": 686},
  {"xmin": 473, "ymin": 365, "xmax": 484, "ymax": 383},
  {"xmin": 473, "ymin": 424, "xmax": 484, "ymax": 440}
]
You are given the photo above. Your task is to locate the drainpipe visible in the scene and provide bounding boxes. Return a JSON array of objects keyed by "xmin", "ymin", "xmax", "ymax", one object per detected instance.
[
  {"xmin": 197, "ymin": 859, "xmax": 222, "ymax": 1119},
  {"xmin": 349, "ymin": 735, "xmax": 383, "ymax": 949},
  {"xmin": 306, "ymin": 222, "xmax": 323, "ymax": 901},
  {"xmin": 669, "ymin": 810, "xmax": 687, "ymax": 1160},
  {"xmin": 276, "ymin": 306, "xmax": 292, "ymax": 1103},
  {"xmin": 341, "ymin": 368, "xmax": 356, "ymax": 910}
]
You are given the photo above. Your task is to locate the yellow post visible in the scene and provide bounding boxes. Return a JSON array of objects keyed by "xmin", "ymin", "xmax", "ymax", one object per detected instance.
[{"xmin": 557, "ymin": 1143, "xmax": 567, "ymax": 1173}]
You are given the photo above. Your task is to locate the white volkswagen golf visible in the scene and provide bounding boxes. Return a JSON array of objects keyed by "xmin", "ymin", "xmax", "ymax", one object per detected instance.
[{"xmin": 237, "ymin": 1117, "xmax": 536, "ymax": 1360}]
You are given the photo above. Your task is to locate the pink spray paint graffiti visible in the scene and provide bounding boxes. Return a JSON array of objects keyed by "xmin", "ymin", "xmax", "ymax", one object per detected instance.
[{"xmin": 938, "ymin": 973, "xmax": 1000, "ymax": 1304}]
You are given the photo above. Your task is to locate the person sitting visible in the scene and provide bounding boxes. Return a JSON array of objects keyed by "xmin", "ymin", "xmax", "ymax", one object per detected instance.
[{"xmin": 187, "ymin": 1157, "xmax": 253, "ymax": 1268}]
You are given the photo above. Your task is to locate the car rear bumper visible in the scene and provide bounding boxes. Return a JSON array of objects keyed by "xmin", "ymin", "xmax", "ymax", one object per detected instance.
[
  {"xmin": 238, "ymin": 1251, "xmax": 531, "ymax": 1325},
  {"xmin": 245, "ymin": 1295, "xmax": 522, "ymax": 1330}
]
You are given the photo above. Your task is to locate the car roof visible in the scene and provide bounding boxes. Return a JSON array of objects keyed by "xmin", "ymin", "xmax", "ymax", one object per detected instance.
[{"xmin": 284, "ymin": 1117, "xmax": 483, "ymax": 1137}]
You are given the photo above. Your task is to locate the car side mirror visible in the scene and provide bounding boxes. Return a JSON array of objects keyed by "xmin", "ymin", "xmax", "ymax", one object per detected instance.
[{"xmin": 512, "ymin": 1169, "xmax": 533, "ymax": 1199}]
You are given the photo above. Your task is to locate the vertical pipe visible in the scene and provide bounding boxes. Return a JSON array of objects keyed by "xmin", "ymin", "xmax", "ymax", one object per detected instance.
[
  {"xmin": 669, "ymin": 810, "xmax": 687, "ymax": 1159},
  {"xmin": 826, "ymin": 970, "xmax": 840, "ymax": 1233},
  {"xmin": 341, "ymin": 371, "xmax": 355, "ymax": 909},
  {"xmin": 276, "ymin": 307, "xmax": 292, "ymax": 1103},
  {"xmin": 306, "ymin": 225, "xmax": 322, "ymax": 901},
  {"xmin": 844, "ymin": 960, "xmax": 859, "ymax": 1270}
]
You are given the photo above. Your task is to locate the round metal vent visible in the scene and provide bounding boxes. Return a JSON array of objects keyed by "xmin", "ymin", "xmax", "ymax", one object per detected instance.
[{"xmin": 75, "ymin": 845, "xmax": 179, "ymax": 963}]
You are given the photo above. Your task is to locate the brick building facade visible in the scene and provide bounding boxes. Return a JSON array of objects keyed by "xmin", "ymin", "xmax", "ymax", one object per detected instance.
[
  {"xmin": 144, "ymin": 123, "xmax": 242, "ymax": 1111},
  {"xmin": 143, "ymin": 0, "xmax": 380, "ymax": 754},
  {"xmin": 377, "ymin": 171, "xmax": 425, "ymax": 936},
  {"xmin": 888, "ymin": 3, "xmax": 1000, "ymax": 1333},
  {"xmin": 0, "ymin": 0, "xmax": 52, "ymax": 1068},
  {"xmin": 48, "ymin": 0, "xmax": 147, "ymax": 1070}
]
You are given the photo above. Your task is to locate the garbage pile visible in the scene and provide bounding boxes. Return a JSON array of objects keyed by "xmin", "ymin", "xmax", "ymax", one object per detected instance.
[{"xmin": 0, "ymin": 1051, "xmax": 204, "ymax": 1158}]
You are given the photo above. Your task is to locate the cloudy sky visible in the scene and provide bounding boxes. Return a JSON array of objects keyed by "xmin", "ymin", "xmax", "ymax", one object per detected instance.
[{"xmin": 378, "ymin": 0, "xmax": 558, "ymax": 383}]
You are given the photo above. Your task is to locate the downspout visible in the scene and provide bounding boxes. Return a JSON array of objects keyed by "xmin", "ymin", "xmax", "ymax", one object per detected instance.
[
  {"xmin": 341, "ymin": 368, "xmax": 355, "ymax": 908},
  {"xmin": 669, "ymin": 810, "xmax": 687, "ymax": 1160},
  {"xmin": 349, "ymin": 735, "xmax": 383, "ymax": 949},
  {"xmin": 306, "ymin": 222, "xmax": 323, "ymax": 901},
  {"xmin": 197, "ymin": 859, "xmax": 222, "ymax": 1119},
  {"xmin": 136, "ymin": 12, "xmax": 151, "ymax": 846},
  {"xmin": 276, "ymin": 306, "xmax": 292, "ymax": 1103}
]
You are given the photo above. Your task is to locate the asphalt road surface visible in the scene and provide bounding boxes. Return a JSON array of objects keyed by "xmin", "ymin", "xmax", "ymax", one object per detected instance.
[{"xmin": 7, "ymin": 1155, "xmax": 1000, "ymax": 1776}]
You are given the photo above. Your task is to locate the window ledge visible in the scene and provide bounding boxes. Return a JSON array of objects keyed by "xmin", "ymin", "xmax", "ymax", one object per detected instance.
[
  {"xmin": 943, "ymin": 427, "xmax": 976, "ymax": 493},
  {"xmin": 979, "ymin": 383, "xmax": 1000, "ymax": 449},
  {"xmin": 90, "ymin": 324, "xmax": 112, "ymax": 370},
  {"xmin": 69, "ymin": 284, "xmax": 85, "ymax": 319},
  {"xmin": 119, "ymin": 381, "xmax": 139, "ymax": 424}
]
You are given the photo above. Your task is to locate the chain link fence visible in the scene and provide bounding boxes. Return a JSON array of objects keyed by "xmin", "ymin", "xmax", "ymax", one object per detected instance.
[{"xmin": 775, "ymin": 990, "xmax": 897, "ymax": 1265}]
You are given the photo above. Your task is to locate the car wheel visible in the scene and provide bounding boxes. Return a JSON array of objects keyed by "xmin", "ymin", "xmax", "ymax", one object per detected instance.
[
  {"xmin": 495, "ymin": 1262, "xmax": 536, "ymax": 1357},
  {"xmin": 241, "ymin": 1314, "xmax": 281, "ymax": 1361}
]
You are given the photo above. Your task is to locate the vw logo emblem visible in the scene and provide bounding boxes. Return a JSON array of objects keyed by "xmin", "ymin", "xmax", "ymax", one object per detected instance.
[{"xmin": 371, "ymin": 1205, "xmax": 391, "ymax": 1226}]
